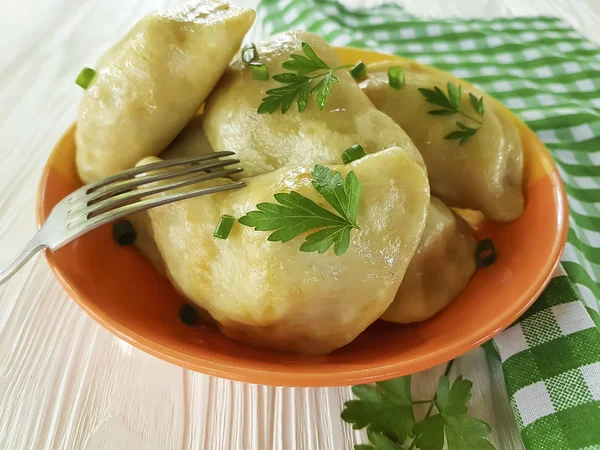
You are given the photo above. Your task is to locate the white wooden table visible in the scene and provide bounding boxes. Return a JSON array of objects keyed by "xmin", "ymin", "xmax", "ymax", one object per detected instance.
[{"xmin": 1, "ymin": 1, "xmax": 599, "ymax": 448}]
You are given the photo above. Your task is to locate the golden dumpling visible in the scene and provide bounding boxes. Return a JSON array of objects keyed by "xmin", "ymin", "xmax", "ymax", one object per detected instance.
[
  {"xmin": 130, "ymin": 117, "xmax": 215, "ymax": 273},
  {"xmin": 203, "ymin": 31, "xmax": 425, "ymax": 177},
  {"xmin": 76, "ymin": 0, "xmax": 255, "ymax": 183},
  {"xmin": 359, "ymin": 60, "xmax": 524, "ymax": 222},
  {"xmin": 160, "ymin": 115, "xmax": 214, "ymax": 160},
  {"xmin": 382, "ymin": 197, "xmax": 476, "ymax": 324},
  {"xmin": 140, "ymin": 147, "xmax": 429, "ymax": 354}
]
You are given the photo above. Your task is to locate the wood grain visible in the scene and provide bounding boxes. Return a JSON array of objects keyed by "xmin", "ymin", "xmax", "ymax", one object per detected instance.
[{"xmin": 1, "ymin": 0, "xmax": 597, "ymax": 448}]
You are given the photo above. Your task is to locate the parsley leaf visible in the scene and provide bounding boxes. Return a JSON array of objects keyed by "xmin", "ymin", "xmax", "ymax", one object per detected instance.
[
  {"xmin": 258, "ymin": 74, "xmax": 312, "ymax": 114},
  {"xmin": 311, "ymin": 164, "xmax": 360, "ymax": 226},
  {"xmin": 312, "ymin": 71, "xmax": 340, "ymax": 109},
  {"xmin": 342, "ymin": 362, "xmax": 496, "ymax": 450},
  {"xmin": 436, "ymin": 375, "xmax": 472, "ymax": 416},
  {"xmin": 411, "ymin": 375, "xmax": 495, "ymax": 450},
  {"xmin": 445, "ymin": 416, "xmax": 495, "ymax": 450},
  {"xmin": 447, "ymin": 82, "xmax": 462, "ymax": 111},
  {"xmin": 418, "ymin": 82, "xmax": 485, "ymax": 145},
  {"xmin": 238, "ymin": 164, "xmax": 361, "ymax": 255},
  {"xmin": 258, "ymin": 42, "xmax": 350, "ymax": 114},
  {"xmin": 341, "ymin": 376, "xmax": 415, "ymax": 444},
  {"xmin": 412, "ymin": 415, "xmax": 445, "ymax": 450},
  {"xmin": 418, "ymin": 85, "xmax": 458, "ymax": 113},
  {"xmin": 355, "ymin": 431, "xmax": 405, "ymax": 450},
  {"xmin": 444, "ymin": 121, "xmax": 480, "ymax": 145},
  {"xmin": 469, "ymin": 93, "xmax": 485, "ymax": 117}
]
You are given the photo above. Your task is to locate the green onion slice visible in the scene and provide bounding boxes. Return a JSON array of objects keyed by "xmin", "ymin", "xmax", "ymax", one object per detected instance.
[
  {"xmin": 214, "ymin": 214, "xmax": 236, "ymax": 239},
  {"xmin": 76, "ymin": 67, "xmax": 97, "ymax": 89},
  {"xmin": 349, "ymin": 61, "xmax": 367, "ymax": 80},
  {"xmin": 476, "ymin": 238, "xmax": 497, "ymax": 267},
  {"xmin": 388, "ymin": 66, "xmax": 405, "ymax": 90},
  {"xmin": 251, "ymin": 63, "xmax": 270, "ymax": 81},
  {"xmin": 242, "ymin": 43, "xmax": 259, "ymax": 64},
  {"xmin": 342, "ymin": 144, "xmax": 367, "ymax": 164},
  {"xmin": 178, "ymin": 304, "xmax": 198, "ymax": 325},
  {"xmin": 112, "ymin": 220, "xmax": 137, "ymax": 246}
]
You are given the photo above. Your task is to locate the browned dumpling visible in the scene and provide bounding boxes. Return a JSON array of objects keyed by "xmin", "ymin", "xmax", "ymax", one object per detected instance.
[
  {"xmin": 360, "ymin": 61, "xmax": 524, "ymax": 222},
  {"xmin": 382, "ymin": 197, "xmax": 477, "ymax": 324}
]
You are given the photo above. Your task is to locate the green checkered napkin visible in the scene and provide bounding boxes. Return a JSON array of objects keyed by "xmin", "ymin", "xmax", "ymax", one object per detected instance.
[
  {"xmin": 255, "ymin": 0, "xmax": 600, "ymax": 448},
  {"xmin": 493, "ymin": 269, "xmax": 600, "ymax": 449}
]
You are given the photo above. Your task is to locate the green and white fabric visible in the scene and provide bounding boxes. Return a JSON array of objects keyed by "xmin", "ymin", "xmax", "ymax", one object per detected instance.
[
  {"xmin": 494, "ymin": 270, "xmax": 600, "ymax": 449},
  {"xmin": 255, "ymin": 0, "xmax": 600, "ymax": 448}
]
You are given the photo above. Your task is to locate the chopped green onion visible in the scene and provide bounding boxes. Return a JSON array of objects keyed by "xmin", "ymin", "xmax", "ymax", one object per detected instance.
[
  {"xmin": 242, "ymin": 43, "xmax": 259, "ymax": 64},
  {"xmin": 342, "ymin": 144, "xmax": 366, "ymax": 164},
  {"xmin": 112, "ymin": 220, "xmax": 137, "ymax": 246},
  {"xmin": 475, "ymin": 239, "xmax": 497, "ymax": 267},
  {"xmin": 388, "ymin": 66, "xmax": 405, "ymax": 90},
  {"xmin": 178, "ymin": 304, "xmax": 198, "ymax": 325},
  {"xmin": 76, "ymin": 67, "xmax": 97, "ymax": 89},
  {"xmin": 214, "ymin": 214, "xmax": 235, "ymax": 239},
  {"xmin": 349, "ymin": 61, "xmax": 367, "ymax": 80},
  {"xmin": 251, "ymin": 63, "xmax": 269, "ymax": 81}
]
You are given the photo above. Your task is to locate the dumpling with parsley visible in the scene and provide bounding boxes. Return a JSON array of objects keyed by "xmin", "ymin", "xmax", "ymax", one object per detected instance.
[
  {"xmin": 202, "ymin": 30, "xmax": 425, "ymax": 177},
  {"xmin": 137, "ymin": 147, "xmax": 429, "ymax": 354},
  {"xmin": 75, "ymin": 0, "xmax": 255, "ymax": 183},
  {"xmin": 359, "ymin": 60, "xmax": 524, "ymax": 222},
  {"xmin": 382, "ymin": 197, "xmax": 477, "ymax": 324}
]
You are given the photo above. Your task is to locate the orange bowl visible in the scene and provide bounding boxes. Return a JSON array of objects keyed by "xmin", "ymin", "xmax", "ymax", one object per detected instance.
[{"xmin": 37, "ymin": 47, "xmax": 567, "ymax": 387}]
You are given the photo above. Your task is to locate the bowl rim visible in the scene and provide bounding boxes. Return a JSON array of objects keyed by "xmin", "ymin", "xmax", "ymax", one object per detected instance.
[{"xmin": 36, "ymin": 46, "xmax": 569, "ymax": 387}]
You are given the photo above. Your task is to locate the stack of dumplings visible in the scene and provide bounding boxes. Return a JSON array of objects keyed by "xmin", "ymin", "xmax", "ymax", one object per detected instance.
[{"xmin": 75, "ymin": 0, "xmax": 524, "ymax": 354}]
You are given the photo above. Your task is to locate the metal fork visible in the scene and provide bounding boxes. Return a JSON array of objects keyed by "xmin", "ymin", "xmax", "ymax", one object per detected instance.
[{"xmin": 0, "ymin": 152, "xmax": 245, "ymax": 286}]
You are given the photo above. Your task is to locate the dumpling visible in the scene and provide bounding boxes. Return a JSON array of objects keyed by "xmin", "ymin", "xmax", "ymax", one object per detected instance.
[
  {"xmin": 203, "ymin": 31, "xmax": 425, "ymax": 177},
  {"xmin": 130, "ymin": 116, "xmax": 215, "ymax": 272},
  {"xmin": 359, "ymin": 61, "xmax": 524, "ymax": 222},
  {"xmin": 160, "ymin": 115, "xmax": 214, "ymax": 160},
  {"xmin": 129, "ymin": 209, "xmax": 166, "ymax": 276},
  {"xmin": 140, "ymin": 147, "xmax": 429, "ymax": 354},
  {"xmin": 76, "ymin": 0, "xmax": 255, "ymax": 183},
  {"xmin": 381, "ymin": 197, "xmax": 477, "ymax": 324}
]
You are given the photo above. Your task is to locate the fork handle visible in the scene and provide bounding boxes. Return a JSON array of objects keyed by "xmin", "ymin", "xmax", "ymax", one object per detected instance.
[{"xmin": 0, "ymin": 236, "xmax": 47, "ymax": 286}]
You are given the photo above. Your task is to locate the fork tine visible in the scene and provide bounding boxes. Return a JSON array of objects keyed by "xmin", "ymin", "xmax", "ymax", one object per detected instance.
[
  {"xmin": 86, "ymin": 157, "xmax": 241, "ymax": 204},
  {"xmin": 73, "ymin": 152, "xmax": 236, "ymax": 198},
  {"xmin": 82, "ymin": 167, "xmax": 244, "ymax": 220},
  {"xmin": 76, "ymin": 182, "xmax": 246, "ymax": 236}
]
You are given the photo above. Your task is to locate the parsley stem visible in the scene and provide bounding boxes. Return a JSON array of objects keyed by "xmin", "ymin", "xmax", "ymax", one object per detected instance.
[
  {"xmin": 443, "ymin": 358, "xmax": 455, "ymax": 377},
  {"xmin": 307, "ymin": 71, "xmax": 332, "ymax": 79},
  {"xmin": 307, "ymin": 64, "xmax": 354, "ymax": 80},
  {"xmin": 407, "ymin": 360, "xmax": 455, "ymax": 450},
  {"xmin": 459, "ymin": 111, "xmax": 483, "ymax": 126}
]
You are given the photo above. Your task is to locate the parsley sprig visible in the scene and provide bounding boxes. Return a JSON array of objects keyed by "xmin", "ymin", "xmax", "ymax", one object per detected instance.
[
  {"xmin": 342, "ymin": 376, "xmax": 415, "ymax": 445},
  {"xmin": 342, "ymin": 360, "xmax": 496, "ymax": 450},
  {"xmin": 418, "ymin": 82, "xmax": 485, "ymax": 145},
  {"xmin": 238, "ymin": 164, "xmax": 362, "ymax": 255},
  {"xmin": 257, "ymin": 42, "xmax": 352, "ymax": 114}
]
